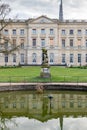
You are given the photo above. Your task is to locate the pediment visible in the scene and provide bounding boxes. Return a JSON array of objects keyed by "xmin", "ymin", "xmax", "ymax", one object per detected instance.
[{"xmin": 29, "ymin": 15, "xmax": 55, "ymax": 24}]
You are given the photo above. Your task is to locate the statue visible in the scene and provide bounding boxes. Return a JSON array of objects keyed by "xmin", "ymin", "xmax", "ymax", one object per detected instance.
[{"xmin": 40, "ymin": 48, "xmax": 51, "ymax": 78}]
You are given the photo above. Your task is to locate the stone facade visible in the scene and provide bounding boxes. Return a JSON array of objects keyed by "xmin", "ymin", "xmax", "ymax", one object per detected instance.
[{"xmin": 1, "ymin": 16, "xmax": 87, "ymax": 66}]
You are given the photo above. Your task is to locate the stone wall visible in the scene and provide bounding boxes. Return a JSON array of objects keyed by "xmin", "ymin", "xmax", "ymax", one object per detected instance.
[{"xmin": 0, "ymin": 83, "xmax": 87, "ymax": 92}]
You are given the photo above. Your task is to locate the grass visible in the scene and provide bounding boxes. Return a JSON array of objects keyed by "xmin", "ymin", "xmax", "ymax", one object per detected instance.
[{"xmin": 0, "ymin": 66, "xmax": 87, "ymax": 82}]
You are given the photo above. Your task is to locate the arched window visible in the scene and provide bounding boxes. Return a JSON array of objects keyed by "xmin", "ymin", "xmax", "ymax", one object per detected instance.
[
  {"xmin": 50, "ymin": 53, "xmax": 54, "ymax": 64},
  {"xmin": 32, "ymin": 53, "xmax": 37, "ymax": 63}
]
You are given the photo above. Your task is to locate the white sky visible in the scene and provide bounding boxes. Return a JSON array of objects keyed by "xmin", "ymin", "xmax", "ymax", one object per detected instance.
[{"xmin": 3, "ymin": 0, "xmax": 87, "ymax": 19}]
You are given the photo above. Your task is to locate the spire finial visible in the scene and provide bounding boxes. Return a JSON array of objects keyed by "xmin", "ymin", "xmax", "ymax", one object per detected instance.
[{"xmin": 59, "ymin": 0, "xmax": 63, "ymax": 21}]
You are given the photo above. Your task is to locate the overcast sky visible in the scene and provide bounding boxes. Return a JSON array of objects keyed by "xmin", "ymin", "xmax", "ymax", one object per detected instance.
[{"xmin": 3, "ymin": 0, "xmax": 87, "ymax": 19}]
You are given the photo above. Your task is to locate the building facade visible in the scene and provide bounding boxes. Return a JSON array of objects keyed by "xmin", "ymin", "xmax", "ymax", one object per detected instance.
[{"xmin": 0, "ymin": 1, "xmax": 87, "ymax": 66}]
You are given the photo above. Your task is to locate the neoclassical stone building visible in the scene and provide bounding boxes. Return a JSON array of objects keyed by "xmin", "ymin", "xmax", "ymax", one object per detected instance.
[{"xmin": 1, "ymin": 0, "xmax": 87, "ymax": 66}]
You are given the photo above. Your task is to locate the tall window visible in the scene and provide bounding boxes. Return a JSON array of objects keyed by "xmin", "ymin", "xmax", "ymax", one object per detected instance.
[
  {"xmin": 12, "ymin": 39, "xmax": 16, "ymax": 48},
  {"xmin": 4, "ymin": 29, "xmax": 8, "ymax": 35},
  {"xmin": 78, "ymin": 54, "xmax": 81, "ymax": 63},
  {"xmin": 70, "ymin": 39, "xmax": 73, "ymax": 47},
  {"xmin": 21, "ymin": 43, "xmax": 24, "ymax": 49},
  {"xmin": 20, "ymin": 39, "xmax": 24, "ymax": 49},
  {"xmin": 62, "ymin": 54, "xmax": 66, "ymax": 63},
  {"xmin": 50, "ymin": 53, "xmax": 54, "ymax": 63},
  {"xmin": 85, "ymin": 30, "xmax": 87, "ymax": 35},
  {"xmin": 12, "ymin": 29, "xmax": 16, "ymax": 35},
  {"xmin": 41, "ymin": 29, "xmax": 45, "ymax": 34},
  {"xmin": 32, "ymin": 29, "xmax": 36, "ymax": 34},
  {"xmin": 69, "ymin": 29, "xmax": 74, "ymax": 35},
  {"xmin": 20, "ymin": 29, "xmax": 24, "ymax": 35},
  {"xmin": 13, "ymin": 54, "xmax": 16, "ymax": 63},
  {"xmin": 85, "ymin": 39, "xmax": 87, "ymax": 47},
  {"xmin": 78, "ymin": 30, "xmax": 82, "ymax": 35},
  {"xmin": 20, "ymin": 53, "xmax": 24, "ymax": 63},
  {"xmin": 77, "ymin": 39, "xmax": 81, "ymax": 47},
  {"xmin": 5, "ymin": 54, "xmax": 8, "ymax": 63},
  {"xmin": 13, "ymin": 39, "xmax": 16, "ymax": 44},
  {"xmin": 32, "ymin": 39, "xmax": 36, "ymax": 47},
  {"xmin": 70, "ymin": 54, "xmax": 73, "ymax": 63},
  {"xmin": 62, "ymin": 30, "xmax": 66, "ymax": 35},
  {"xmin": 41, "ymin": 39, "xmax": 45, "ymax": 47},
  {"xmin": 32, "ymin": 53, "xmax": 37, "ymax": 63},
  {"xmin": 4, "ymin": 42, "xmax": 8, "ymax": 49},
  {"xmin": 86, "ymin": 54, "xmax": 87, "ymax": 63},
  {"xmin": 49, "ymin": 38, "xmax": 54, "ymax": 47},
  {"xmin": 62, "ymin": 39, "xmax": 65, "ymax": 47},
  {"xmin": 50, "ymin": 29, "xmax": 54, "ymax": 35}
]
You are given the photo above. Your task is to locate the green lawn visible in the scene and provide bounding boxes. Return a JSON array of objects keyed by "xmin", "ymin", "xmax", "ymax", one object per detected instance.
[{"xmin": 0, "ymin": 66, "xmax": 87, "ymax": 83}]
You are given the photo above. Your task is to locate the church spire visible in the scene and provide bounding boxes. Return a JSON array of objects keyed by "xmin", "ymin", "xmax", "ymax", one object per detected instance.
[{"xmin": 59, "ymin": 0, "xmax": 63, "ymax": 21}]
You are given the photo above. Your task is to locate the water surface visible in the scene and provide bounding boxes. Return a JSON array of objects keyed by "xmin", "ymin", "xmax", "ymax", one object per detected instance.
[{"xmin": 0, "ymin": 90, "xmax": 87, "ymax": 130}]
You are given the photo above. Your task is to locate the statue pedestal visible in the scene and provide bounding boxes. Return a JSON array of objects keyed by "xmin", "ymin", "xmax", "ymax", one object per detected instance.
[{"xmin": 40, "ymin": 68, "xmax": 51, "ymax": 78}]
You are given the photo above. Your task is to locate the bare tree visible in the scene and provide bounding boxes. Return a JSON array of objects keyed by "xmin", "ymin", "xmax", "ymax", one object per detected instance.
[
  {"xmin": 0, "ymin": 0, "xmax": 11, "ymax": 31},
  {"xmin": 0, "ymin": 0, "xmax": 20, "ymax": 66}
]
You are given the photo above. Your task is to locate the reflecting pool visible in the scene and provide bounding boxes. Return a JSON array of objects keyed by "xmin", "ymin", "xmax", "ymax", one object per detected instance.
[{"xmin": 0, "ymin": 90, "xmax": 87, "ymax": 130}]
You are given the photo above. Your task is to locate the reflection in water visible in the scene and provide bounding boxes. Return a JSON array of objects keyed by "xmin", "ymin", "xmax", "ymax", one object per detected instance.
[{"xmin": 0, "ymin": 90, "xmax": 87, "ymax": 130}]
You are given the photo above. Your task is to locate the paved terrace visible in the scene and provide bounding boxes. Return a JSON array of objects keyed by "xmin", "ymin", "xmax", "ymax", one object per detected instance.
[{"xmin": 0, "ymin": 82, "xmax": 87, "ymax": 91}]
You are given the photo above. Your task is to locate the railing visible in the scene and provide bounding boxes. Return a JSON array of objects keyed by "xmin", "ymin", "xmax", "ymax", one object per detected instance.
[{"xmin": 0, "ymin": 76, "xmax": 87, "ymax": 83}]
